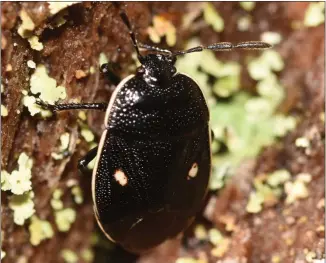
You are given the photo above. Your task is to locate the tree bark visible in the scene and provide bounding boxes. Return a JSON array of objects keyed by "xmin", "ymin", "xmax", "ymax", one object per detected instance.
[{"xmin": 1, "ymin": 2, "xmax": 324, "ymax": 263}]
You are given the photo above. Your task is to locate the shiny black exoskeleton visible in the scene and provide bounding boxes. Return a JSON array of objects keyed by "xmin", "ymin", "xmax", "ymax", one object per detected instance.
[{"xmin": 38, "ymin": 2, "xmax": 271, "ymax": 254}]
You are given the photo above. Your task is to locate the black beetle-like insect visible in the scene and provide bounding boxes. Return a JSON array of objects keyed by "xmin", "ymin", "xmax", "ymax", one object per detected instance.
[{"xmin": 38, "ymin": 3, "xmax": 271, "ymax": 253}]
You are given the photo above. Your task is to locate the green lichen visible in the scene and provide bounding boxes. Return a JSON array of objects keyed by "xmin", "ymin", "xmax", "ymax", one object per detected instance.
[
  {"xmin": 248, "ymin": 50, "xmax": 284, "ymax": 80},
  {"xmin": 8, "ymin": 169, "xmax": 32, "ymax": 195},
  {"xmin": 51, "ymin": 9, "xmax": 69, "ymax": 28},
  {"xmin": 81, "ymin": 128, "xmax": 95, "ymax": 143},
  {"xmin": 208, "ymin": 228, "xmax": 223, "ymax": 246},
  {"xmin": 239, "ymin": 2, "xmax": 256, "ymax": 12},
  {"xmin": 28, "ymin": 36, "xmax": 44, "ymax": 51},
  {"xmin": 30, "ymin": 64, "xmax": 66, "ymax": 105},
  {"xmin": 81, "ymin": 249, "xmax": 94, "ymax": 262},
  {"xmin": 285, "ymin": 180, "xmax": 309, "ymax": 204},
  {"xmin": 131, "ymin": 52, "xmax": 142, "ymax": 68},
  {"xmin": 61, "ymin": 249, "xmax": 78, "ymax": 263},
  {"xmin": 237, "ymin": 15, "xmax": 252, "ymax": 31},
  {"xmin": 209, "ymin": 92, "xmax": 292, "ymax": 180},
  {"xmin": 1, "ymin": 170, "xmax": 11, "ymax": 191},
  {"xmin": 285, "ymin": 174, "xmax": 310, "ymax": 204},
  {"xmin": 305, "ymin": 251, "xmax": 318, "ymax": 262},
  {"xmin": 273, "ymin": 115, "xmax": 297, "ymax": 137},
  {"xmin": 89, "ymin": 66, "xmax": 96, "ymax": 74},
  {"xmin": 78, "ymin": 111, "xmax": 87, "ymax": 121},
  {"xmin": 27, "ymin": 60, "xmax": 36, "ymax": 69},
  {"xmin": 175, "ymin": 258, "xmax": 199, "ymax": 263},
  {"xmin": 17, "ymin": 9, "xmax": 35, "ymax": 38},
  {"xmin": 51, "ymin": 199, "xmax": 63, "ymax": 210},
  {"xmin": 11, "ymin": 152, "xmax": 33, "ymax": 194},
  {"xmin": 261, "ymin": 31, "xmax": 282, "ymax": 45},
  {"xmin": 247, "ymin": 169, "xmax": 292, "ymax": 213},
  {"xmin": 2, "ymin": 152, "xmax": 34, "ymax": 195},
  {"xmin": 295, "ymin": 137, "xmax": 310, "ymax": 148},
  {"xmin": 77, "ymin": 120, "xmax": 97, "ymax": 168},
  {"xmin": 297, "ymin": 173, "xmax": 312, "ymax": 183},
  {"xmin": 51, "ymin": 189, "xmax": 64, "ymax": 210},
  {"xmin": 29, "ymin": 215, "xmax": 54, "ymax": 246},
  {"xmin": 256, "ymin": 73, "xmax": 285, "ymax": 108},
  {"xmin": 147, "ymin": 15, "xmax": 177, "ymax": 47},
  {"xmin": 209, "ymin": 163, "xmax": 231, "ymax": 190},
  {"xmin": 304, "ymin": 2, "xmax": 325, "ymax": 27},
  {"xmin": 213, "ymin": 74, "xmax": 240, "ymax": 98},
  {"xmin": 23, "ymin": 95, "xmax": 52, "ymax": 117},
  {"xmin": 203, "ymin": 3, "xmax": 224, "ymax": 32},
  {"xmin": 320, "ymin": 112, "xmax": 325, "ymax": 123},
  {"xmin": 176, "ymin": 38, "xmax": 294, "ymax": 190},
  {"xmin": 99, "ymin": 53, "xmax": 108, "ymax": 67},
  {"xmin": 1, "ymin": 250, "xmax": 6, "ymax": 259},
  {"xmin": 182, "ymin": 4, "xmax": 205, "ymax": 29},
  {"xmin": 71, "ymin": 186, "xmax": 83, "ymax": 204},
  {"xmin": 59, "ymin": 132, "xmax": 70, "ymax": 151},
  {"xmin": 261, "ymin": 50, "xmax": 285, "ymax": 72},
  {"xmin": 1, "ymin": 105, "xmax": 8, "ymax": 117},
  {"xmin": 267, "ymin": 169, "xmax": 291, "ymax": 187},
  {"xmin": 51, "ymin": 132, "xmax": 70, "ymax": 160},
  {"xmin": 9, "ymin": 191, "xmax": 35, "ymax": 225},
  {"xmin": 254, "ymin": 179, "xmax": 282, "ymax": 205},
  {"xmin": 53, "ymin": 189, "xmax": 64, "ymax": 199},
  {"xmin": 51, "ymin": 153, "xmax": 64, "ymax": 160},
  {"xmin": 176, "ymin": 39, "xmax": 240, "ymax": 104},
  {"xmin": 48, "ymin": 2, "xmax": 80, "ymax": 16},
  {"xmin": 55, "ymin": 208, "xmax": 76, "ymax": 232},
  {"xmin": 194, "ymin": 224, "xmax": 208, "ymax": 241},
  {"xmin": 246, "ymin": 191, "xmax": 264, "ymax": 213}
]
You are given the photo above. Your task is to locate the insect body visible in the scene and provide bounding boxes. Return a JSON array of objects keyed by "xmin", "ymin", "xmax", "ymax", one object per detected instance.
[{"xmin": 38, "ymin": 3, "xmax": 271, "ymax": 253}]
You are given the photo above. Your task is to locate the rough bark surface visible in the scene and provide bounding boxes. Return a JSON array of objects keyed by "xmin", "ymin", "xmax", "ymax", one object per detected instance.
[{"xmin": 1, "ymin": 2, "xmax": 324, "ymax": 263}]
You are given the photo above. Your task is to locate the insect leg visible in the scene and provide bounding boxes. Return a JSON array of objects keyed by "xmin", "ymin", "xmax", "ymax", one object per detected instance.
[
  {"xmin": 100, "ymin": 62, "xmax": 121, "ymax": 86},
  {"xmin": 36, "ymin": 101, "xmax": 108, "ymax": 112},
  {"xmin": 211, "ymin": 130, "xmax": 215, "ymax": 140},
  {"xmin": 78, "ymin": 146, "xmax": 98, "ymax": 174}
]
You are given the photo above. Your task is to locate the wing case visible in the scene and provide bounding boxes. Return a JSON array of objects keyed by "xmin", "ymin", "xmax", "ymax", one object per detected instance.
[{"xmin": 93, "ymin": 73, "xmax": 211, "ymax": 252}]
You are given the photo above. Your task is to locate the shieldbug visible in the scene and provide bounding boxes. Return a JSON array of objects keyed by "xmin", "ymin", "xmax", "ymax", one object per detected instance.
[{"xmin": 38, "ymin": 2, "xmax": 271, "ymax": 253}]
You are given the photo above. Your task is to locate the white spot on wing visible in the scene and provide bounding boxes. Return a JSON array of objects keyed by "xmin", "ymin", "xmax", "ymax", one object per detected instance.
[
  {"xmin": 188, "ymin": 162, "xmax": 198, "ymax": 179},
  {"xmin": 113, "ymin": 169, "xmax": 128, "ymax": 186}
]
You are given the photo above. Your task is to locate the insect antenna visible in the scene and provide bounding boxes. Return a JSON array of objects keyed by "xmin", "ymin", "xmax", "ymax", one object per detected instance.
[
  {"xmin": 112, "ymin": 2, "xmax": 143, "ymax": 61},
  {"xmin": 139, "ymin": 43, "xmax": 172, "ymax": 55},
  {"xmin": 172, "ymin": 41, "xmax": 272, "ymax": 57}
]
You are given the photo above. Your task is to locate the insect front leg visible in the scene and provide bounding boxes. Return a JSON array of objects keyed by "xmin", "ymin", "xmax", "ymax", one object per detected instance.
[
  {"xmin": 36, "ymin": 101, "xmax": 108, "ymax": 112},
  {"xmin": 78, "ymin": 146, "xmax": 98, "ymax": 175}
]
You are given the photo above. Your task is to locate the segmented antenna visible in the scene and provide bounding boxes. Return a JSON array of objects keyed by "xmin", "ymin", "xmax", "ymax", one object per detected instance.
[
  {"xmin": 112, "ymin": 2, "xmax": 143, "ymax": 61},
  {"xmin": 172, "ymin": 41, "xmax": 272, "ymax": 57},
  {"xmin": 139, "ymin": 43, "xmax": 172, "ymax": 55}
]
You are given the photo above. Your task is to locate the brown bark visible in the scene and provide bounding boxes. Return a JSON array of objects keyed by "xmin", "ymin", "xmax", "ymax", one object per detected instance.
[{"xmin": 1, "ymin": 2, "xmax": 324, "ymax": 263}]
